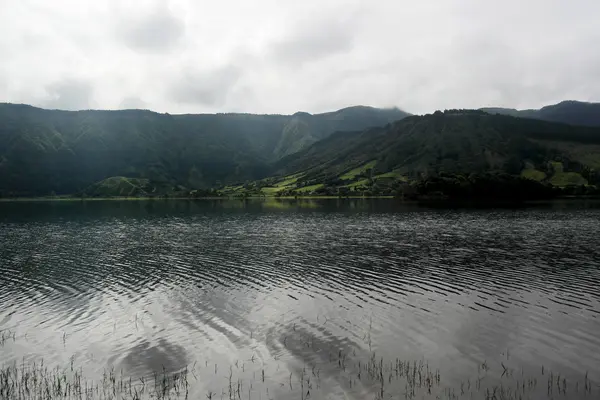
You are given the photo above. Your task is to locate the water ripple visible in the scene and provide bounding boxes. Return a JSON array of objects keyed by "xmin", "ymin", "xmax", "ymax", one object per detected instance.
[{"xmin": 0, "ymin": 200, "xmax": 599, "ymax": 397}]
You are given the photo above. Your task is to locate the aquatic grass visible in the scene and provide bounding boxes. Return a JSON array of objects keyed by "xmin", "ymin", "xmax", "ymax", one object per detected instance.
[
  {"xmin": 1, "ymin": 352, "xmax": 596, "ymax": 400},
  {"xmin": 0, "ymin": 361, "xmax": 191, "ymax": 400},
  {"xmin": 0, "ymin": 327, "xmax": 597, "ymax": 400},
  {"xmin": 0, "ymin": 330, "xmax": 16, "ymax": 347}
]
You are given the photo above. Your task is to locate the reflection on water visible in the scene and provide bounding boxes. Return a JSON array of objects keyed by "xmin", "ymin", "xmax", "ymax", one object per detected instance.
[{"xmin": 0, "ymin": 199, "xmax": 599, "ymax": 399}]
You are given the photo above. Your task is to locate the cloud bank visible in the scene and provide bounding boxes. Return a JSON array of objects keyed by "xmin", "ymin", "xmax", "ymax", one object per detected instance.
[{"xmin": 1, "ymin": 0, "xmax": 599, "ymax": 114}]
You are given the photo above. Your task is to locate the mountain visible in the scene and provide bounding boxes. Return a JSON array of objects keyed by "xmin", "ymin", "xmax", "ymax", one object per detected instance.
[
  {"xmin": 481, "ymin": 100, "xmax": 600, "ymax": 127},
  {"xmin": 3, "ymin": 101, "xmax": 599, "ymax": 199},
  {"xmin": 273, "ymin": 106, "xmax": 410, "ymax": 158},
  {"xmin": 241, "ymin": 110, "xmax": 600, "ymax": 197},
  {"xmin": 0, "ymin": 103, "xmax": 408, "ymax": 196}
]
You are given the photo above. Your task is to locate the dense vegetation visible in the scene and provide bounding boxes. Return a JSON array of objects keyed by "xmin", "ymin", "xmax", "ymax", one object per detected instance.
[
  {"xmin": 1, "ymin": 101, "xmax": 600, "ymax": 199},
  {"xmin": 231, "ymin": 109, "xmax": 600, "ymax": 199},
  {"xmin": 0, "ymin": 103, "xmax": 407, "ymax": 196}
]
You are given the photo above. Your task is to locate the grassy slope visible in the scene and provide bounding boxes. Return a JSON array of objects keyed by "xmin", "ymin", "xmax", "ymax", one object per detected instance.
[
  {"xmin": 274, "ymin": 173, "xmax": 304, "ymax": 187},
  {"xmin": 521, "ymin": 169, "xmax": 547, "ymax": 181},
  {"xmin": 374, "ymin": 171, "xmax": 406, "ymax": 180},
  {"xmin": 261, "ymin": 111, "xmax": 600, "ymax": 194},
  {"xmin": 550, "ymin": 173, "xmax": 588, "ymax": 186},
  {"xmin": 343, "ymin": 179, "xmax": 370, "ymax": 189},
  {"xmin": 294, "ymin": 183, "xmax": 325, "ymax": 193},
  {"xmin": 258, "ymin": 174, "xmax": 305, "ymax": 195},
  {"xmin": 339, "ymin": 161, "xmax": 377, "ymax": 180}
]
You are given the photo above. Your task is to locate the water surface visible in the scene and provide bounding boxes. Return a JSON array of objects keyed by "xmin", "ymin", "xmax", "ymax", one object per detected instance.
[{"xmin": 0, "ymin": 199, "xmax": 599, "ymax": 399}]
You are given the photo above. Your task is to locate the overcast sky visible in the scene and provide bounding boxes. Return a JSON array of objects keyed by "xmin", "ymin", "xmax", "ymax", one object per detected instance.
[{"xmin": 1, "ymin": 0, "xmax": 599, "ymax": 114}]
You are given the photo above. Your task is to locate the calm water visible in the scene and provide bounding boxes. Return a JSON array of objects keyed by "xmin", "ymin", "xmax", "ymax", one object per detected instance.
[{"xmin": 0, "ymin": 199, "xmax": 599, "ymax": 399}]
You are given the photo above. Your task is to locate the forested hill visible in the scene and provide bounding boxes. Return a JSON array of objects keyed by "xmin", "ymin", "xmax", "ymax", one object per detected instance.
[
  {"xmin": 247, "ymin": 110, "xmax": 600, "ymax": 197},
  {"xmin": 0, "ymin": 103, "xmax": 407, "ymax": 196},
  {"xmin": 2, "ymin": 101, "xmax": 600, "ymax": 198}
]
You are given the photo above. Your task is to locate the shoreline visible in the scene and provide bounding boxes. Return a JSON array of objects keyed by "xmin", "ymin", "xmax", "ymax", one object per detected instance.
[
  {"xmin": 0, "ymin": 195, "xmax": 397, "ymax": 202},
  {"xmin": 0, "ymin": 195, "xmax": 599, "ymax": 203}
]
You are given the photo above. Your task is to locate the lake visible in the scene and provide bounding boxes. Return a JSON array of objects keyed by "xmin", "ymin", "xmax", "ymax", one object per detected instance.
[{"xmin": 0, "ymin": 199, "xmax": 599, "ymax": 399}]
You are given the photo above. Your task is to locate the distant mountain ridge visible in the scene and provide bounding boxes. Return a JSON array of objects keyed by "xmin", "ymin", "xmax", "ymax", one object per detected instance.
[
  {"xmin": 0, "ymin": 103, "xmax": 408, "ymax": 196},
  {"xmin": 481, "ymin": 100, "xmax": 600, "ymax": 127},
  {"xmin": 2, "ymin": 100, "xmax": 599, "ymax": 197}
]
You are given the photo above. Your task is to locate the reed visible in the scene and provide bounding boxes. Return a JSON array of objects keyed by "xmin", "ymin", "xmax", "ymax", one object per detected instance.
[{"xmin": 0, "ymin": 330, "xmax": 597, "ymax": 400}]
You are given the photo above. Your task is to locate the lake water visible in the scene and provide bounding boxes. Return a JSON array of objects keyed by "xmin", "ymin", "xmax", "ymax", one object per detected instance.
[{"xmin": 0, "ymin": 199, "xmax": 599, "ymax": 399}]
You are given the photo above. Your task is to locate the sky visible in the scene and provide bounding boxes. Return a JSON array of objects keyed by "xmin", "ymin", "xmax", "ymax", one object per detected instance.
[{"xmin": 1, "ymin": 0, "xmax": 599, "ymax": 115}]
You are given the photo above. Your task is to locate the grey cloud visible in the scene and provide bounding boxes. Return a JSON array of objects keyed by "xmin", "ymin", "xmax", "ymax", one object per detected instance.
[
  {"xmin": 269, "ymin": 15, "xmax": 357, "ymax": 65},
  {"xmin": 168, "ymin": 66, "xmax": 241, "ymax": 106},
  {"xmin": 119, "ymin": 96, "xmax": 148, "ymax": 110},
  {"xmin": 436, "ymin": 31, "xmax": 600, "ymax": 110},
  {"xmin": 43, "ymin": 79, "xmax": 94, "ymax": 110},
  {"xmin": 1, "ymin": 1, "xmax": 599, "ymax": 114},
  {"xmin": 115, "ymin": 2, "xmax": 185, "ymax": 53}
]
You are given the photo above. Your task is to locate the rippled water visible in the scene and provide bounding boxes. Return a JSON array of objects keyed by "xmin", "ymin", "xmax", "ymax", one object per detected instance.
[{"xmin": 0, "ymin": 199, "xmax": 599, "ymax": 399}]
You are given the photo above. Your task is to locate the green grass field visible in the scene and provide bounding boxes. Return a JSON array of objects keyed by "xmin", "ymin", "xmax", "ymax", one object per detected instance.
[
  {"xmin": 339, "ymin": 171, "xmax": 405, "ymax": 190},
  {"xmin": 260, "ymin": 186, "xmax": 285, "ymax": 195},
  {"xmin": 274, "ymin": 173, "xmax": 304, "ymax": 187},
  {"xmin": 259, "ymin": 174, "xmax": 305, "ymax": 194},
  {"xmin": 550, "ymin": 172, "xmax": 588, "ymax": 186},
  {"xmin": 550, "ymin": 161, "xmax": 564, "ymax": 173},
  {"xmin": 220, "ymin": 185, "xmax": 244, "ymax": 194},
  {"xmin": 343, "ymin": 179, "xmax": 371, "ymax": 189},
  {"xmin": 546, "ymin": 161, "xmax": 588, "ymax": 186},
  {"xmin": 339, "ymin": 161, "xmax": 377, "ymax": 180},
  {"xmin": 294, "ymin": 183, "xmax": 324, "ymax": 193},
  {"xmin": 373, "ymin": 171, "xmax": 406, "ymax": 181},
  {"xmin": 521, "ymin": 169, "xmax": 547, "ymax": 182}
]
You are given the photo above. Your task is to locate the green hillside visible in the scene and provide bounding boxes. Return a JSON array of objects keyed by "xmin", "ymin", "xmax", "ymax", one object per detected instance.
[
  {"xmin": 2, "ymin": 101, "xmax": 600, "ymax": 199},
  {"xmin": 244, "ymin": 110, "xmax": 600, "ymax": 197},
  {"xmin": 0, "ymin": 103, "xmax": 407, "ymax": 196}
]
